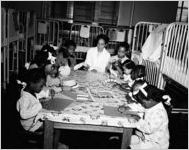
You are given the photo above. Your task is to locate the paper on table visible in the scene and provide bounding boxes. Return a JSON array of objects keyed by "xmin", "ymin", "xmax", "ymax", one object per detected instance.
[
  {"xmin": 55, "ymin": 93, "xmax": 75, "ymax": 101},
  {"xmin": 38, "ymin": 22, "xmax": 47, "ymax": 34},
  {"xmin": 80, "ymin": 25, "xmax": 90, "ymax": 38},
  {"xmin": 43, "ymin": 98, "xmax": 73, "ymax": 111},
  {"xmin": 104, "ymin": 105, "xmax": 139, "ymax": 117}
]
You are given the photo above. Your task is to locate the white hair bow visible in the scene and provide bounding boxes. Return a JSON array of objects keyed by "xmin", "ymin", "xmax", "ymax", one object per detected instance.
[
  {"xmin": 17, "ymin": 80, "xmax": 27, "ymax": 93},
  {"xmin": 25, "ymin": 62, "xmax": 31, "ymax": 70},
  {"xmin": 136, "ymin": 77, "xmax": 144, "ymax": 81},
  {"xmin": 47, "ymin": 52, "xmax": 56, "ymax": 64},
  {"xmin": 133, "ymin": 82, "xmax": 148, "ymax": 97},
  {"xmin": 138, "ymin": 82, "xmax": 148, "ymax": 97},
  {"xmin": 162, "ymin": 95, "xmax": 171, "ymax": 106}
]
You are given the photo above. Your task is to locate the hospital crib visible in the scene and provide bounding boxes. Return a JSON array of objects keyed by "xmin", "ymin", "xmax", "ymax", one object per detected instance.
[
  {"xmin": 159, "ymin": 22, "xmax": 188, "ymax": 89},
  {"xmin": 35, "ymin": 19, "xmax": 60, "ymax": 49},
  {"xmin": 1, "ymin": 8, "xmax": 36, "ymax": 89},
  {"xmin": 131, "ymin": 21, "xmax": 188, "ymax": 90},
  {"xmin": 131, "ymin": 21, "xmax": 166, "ymax": 89}
]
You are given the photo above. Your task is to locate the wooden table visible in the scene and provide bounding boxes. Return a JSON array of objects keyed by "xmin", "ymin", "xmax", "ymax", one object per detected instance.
[
  {"xmin": 43, "ymin": 71, "xmax": 136, "ymax": 148},
  {"xmin": 43, "ymin": 120, "xmax": 133, "ymax": 149}
]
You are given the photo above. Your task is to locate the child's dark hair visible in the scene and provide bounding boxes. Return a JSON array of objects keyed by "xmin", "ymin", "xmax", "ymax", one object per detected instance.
[
  {"xmin": 131, "ymin": 79, "xmax": 147, "ymax": 92},
  {"xmin": 134, "ymin": 82, "xmax": 172, "ymax": 114},
  {"xmin": 58, "ymin": 47, "xmax": 72, "ymax": 66},
  {"xmin": 122, "ymin": 59, "xmax": 136, "ymax": 70},
  {"xmin": 116, "ymin": 42, "xmax": 130, "ymax": 53},
  {"xmin": 24, "ymin": 68, "xmax": 46, "ymax": 85},
  {"xmin": 31, "ymin": 51, "xmax": 48, "ymax": 68},
  {"xmin": 131, "ymin": 65, "xmax": 146, "ymax": 80},
  {"xmin": 41, "ymin": 44, "xmax": 56, "ymax": 56},
  {"xmin": 95, "ymin": 34, "xmax": 109, "ymax": 45},
  {"xmin": 64, "ymin": 40, "xmax": 76, "ymax": 49}
]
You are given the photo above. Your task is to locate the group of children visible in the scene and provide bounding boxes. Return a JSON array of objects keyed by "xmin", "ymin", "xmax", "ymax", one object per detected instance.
[
  {"xmin": 14, "ymin": 34, "xmax": 171, "ymax": 149},
  {"xmin": 16, "ymin": 40, "xmax": 77, "ymax": 132}
]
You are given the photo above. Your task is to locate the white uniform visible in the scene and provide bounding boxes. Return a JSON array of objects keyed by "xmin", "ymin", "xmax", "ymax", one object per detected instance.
[
  {"xmin": 130, "ymin": 102, "xmax": 169, "ymax": 149},
  {"xmin": 85, "ymin": 47, "xmax": 110, "ymax": 73},
  {"xmin": 16, "ymin": 91, "xmax": 43, "ymax": 132}
]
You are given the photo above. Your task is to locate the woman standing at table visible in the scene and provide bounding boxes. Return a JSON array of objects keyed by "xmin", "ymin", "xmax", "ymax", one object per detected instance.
[{"xmin": 84, "ymin": 34, "xmax": 111, "ymax": 73}]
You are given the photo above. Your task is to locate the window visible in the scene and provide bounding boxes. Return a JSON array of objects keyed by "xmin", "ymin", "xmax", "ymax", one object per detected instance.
[{"xmin": 176, "ymin": 1, "xmax": 188, "ymax": 22}]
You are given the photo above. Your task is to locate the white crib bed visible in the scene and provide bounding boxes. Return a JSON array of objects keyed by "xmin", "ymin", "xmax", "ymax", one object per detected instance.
[
  {"xmin": 131, "ymin": 22, "xmax": 165, "ymax": 88},
  {"xmin": 132, "ymin": 21, "xmax": 188, "ymax": 89},
  {"xmin": 160, "ymin": 23, "xmax": 188, "ymax": 88}
]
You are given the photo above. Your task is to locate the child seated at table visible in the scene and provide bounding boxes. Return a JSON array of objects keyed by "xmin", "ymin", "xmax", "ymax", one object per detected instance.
[
  {"xmin": 43, "ymin": 61, "xmax": 63, "ymax": 94},
  {"xmin": 122, "ymin": 59, "xmax": 136, "ymax": 82},
  {"xmin": 107, "ymin": 43, "xmax": 130, "ymax": 78},
  {"xmin": 56, "ymin": 47, "xmax": 71, "ymax": 77},
  {"xmin": 26, "ymin": 44, "xmax": 57, "ymax": 70},
  {"xmin": 64, "ymin": 40, "xmax": 77, "ymax": 68},
  {"xmin": 129, "ymin": 65, "xmax": 146, "ymax": 87},
  {"xmin": 130, "ymin": 81, "xmax": 171, "ymax": 149},
  {"xmin": 16, "ymin": 68, "xmax": 51, "ymax": 132},
  {"xmin": 119, "ymin": 64, "xmax": 145, "ymax": 94}
]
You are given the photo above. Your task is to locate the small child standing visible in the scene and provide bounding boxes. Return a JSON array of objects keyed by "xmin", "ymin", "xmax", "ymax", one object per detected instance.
[
  {"xmin": 130, "ymin": 81, "xmax": 171, "ymax": 149},
  {"xmin": 16, "ymin": 68, "xmax": 49, "ymax": 132},
  {"xmin": 107, "ymin": 43, "xmax": 130, "ymax": 78}
]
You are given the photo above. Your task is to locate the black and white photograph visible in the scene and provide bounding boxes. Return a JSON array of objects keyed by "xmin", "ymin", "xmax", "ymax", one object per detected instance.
[{"xmin": 1, "ymin": 1, "xmax": 188, "ymax": 149}]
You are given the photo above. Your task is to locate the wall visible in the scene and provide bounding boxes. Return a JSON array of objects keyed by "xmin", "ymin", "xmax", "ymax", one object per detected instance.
[
  {"xmin": 2, "ymin": 1, "xmax": 179, "ymax": 25},
  {"xmin": 118, "ymin": 1, "xmax": 178, "ymax": 26},
  {"xmin": 1, "ymin": 1, "xmax": 43, "ymax": 17},
  {"xmin": 117, "ymin": 1, "xmax": 133, "ymax": 26}
]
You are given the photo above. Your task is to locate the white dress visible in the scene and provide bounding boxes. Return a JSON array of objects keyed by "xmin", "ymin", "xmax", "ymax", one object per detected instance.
[
  {"xmin": 85, "ymin": 47, "xmax": 111, "ymax": 73},
  {"xmin": 130, "ymin": 102, "xmax": 170, "ymax": 149},
  {"xmin": 16, "ymin": 91, "xmax": 43, "ymax": 132}
]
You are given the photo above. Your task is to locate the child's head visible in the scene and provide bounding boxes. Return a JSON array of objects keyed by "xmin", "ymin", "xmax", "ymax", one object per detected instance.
[
  {"xmin": 56, "ymin": 48, "xmax": 69, "ymax": 67},
  {"xmin": 44, "ymin": 61, "xmax": 58, "ymax": 77},
  {"xmin": 117, "ymin": 43, "xmax": 129, "ymax": 59},
  {"xmin": 132, "ymin": 81, "xmax": 172, "ymax": 110},
  {"xmin": 25, "ymin": 68, "xmax": 46, "ymax": 93},
  {"xmin": 41, "ymin": 44, "xmax": 56, "ymax": 57},
  {"xmin": 131, "ymin": 65, "xmax": 146, "ymax": 80},
  {"xmin": 122, "ymin": 60, "xmax": 136, "ymax": 75},
  {"xmin": 64, "ymin": 40, "xmax": 76, "ymax": 56},
  {"xmin": 32, "ymin": 51, "xmax": 49, "ymax": 68}
]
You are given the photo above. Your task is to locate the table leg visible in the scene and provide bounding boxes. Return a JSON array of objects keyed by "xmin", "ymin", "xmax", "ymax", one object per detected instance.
[
  {"xmin": 54, "ymin": 129, "xmax": 61, "ymax": 148},
  {"xmin": 121, "ymin": 128, "xmax": 133, "ymax": 149},
  {"xmin": 43, "ymin": 120, "xmax": 54, "ymax": 148}
]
